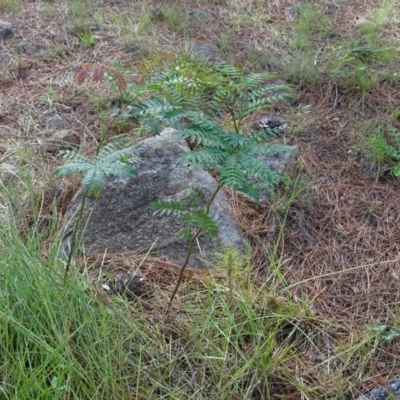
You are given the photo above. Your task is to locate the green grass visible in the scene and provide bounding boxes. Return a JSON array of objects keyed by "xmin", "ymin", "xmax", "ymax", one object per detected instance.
[
  {"xmin": 0, "ymin": 202, "xmax": 303, "ymax": 398},
  {"xmin": 0, "ymin": 167, "xmax": 393, "ymax": 399}
]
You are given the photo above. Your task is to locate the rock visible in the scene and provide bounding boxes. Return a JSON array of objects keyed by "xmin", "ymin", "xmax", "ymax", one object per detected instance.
[
  {"xmin": 59, "ymin": 128, "xmax": 248, "ymax": 269},
  {"xmin": 356, "ymin": 379, "xmax": 400, "ymax": 400},
  {"xmin": 40, "ymin": 130, "xmax": 80, "ymax": 153},
  {"xmin": 259, "ymin": 115, "xmax": 288, "ymax": 134},
  {"xmin": 45, "ymin": 114, "xmax": 68, "ymax": 130},
  {"xmin": 190, "ymin": 10, "xmax": 212, "ymax": 24},
  {"xmin": 370, "ymin": 387, "xmax": 389, "ymax": 400},
  {"xmin": 251, "ymin": 145, "xmax": 298, "ymax": 204},
  {"xmin": 16, "ymin": 41, "xmax": 32, "ymax": 54},
  {"xmin": 0, "ymin": 20, "xmax": 13, "ymax": 41},
  {"xmin": 389, "ymin": 379, "xmax": 400, "ymax": 398},
  {"xmin": 111, "ymin": 272, "xmax": 144, "ymax": 296},
  {"xmin": 0, "ymin": 28, "xmax": 13, "ymax": 40},
  {"xmin": 16, "ymin": 41, "xmax": 44, "ymax": 55},
  {"xmin": 44, "ymin": 114, "xmax": 68, "ymax": 129},
  {"xmin": 187, "ymin": 41, "xmax": 223, "ymax": 64}
]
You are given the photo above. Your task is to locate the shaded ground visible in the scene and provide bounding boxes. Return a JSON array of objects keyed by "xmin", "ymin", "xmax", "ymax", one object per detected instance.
[{"xmin": 1, "ymin": 0, "xmax": 400, "ymax": 398}]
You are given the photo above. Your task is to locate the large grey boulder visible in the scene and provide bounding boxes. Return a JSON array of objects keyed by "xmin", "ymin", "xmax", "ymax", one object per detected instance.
[
  {"xmin": 60, "ymin": 128, "xmax": 248, "ymax": 269},
  {"xmin": 60, "ymin": 128, "xmax": 298, "ymax": 268}
]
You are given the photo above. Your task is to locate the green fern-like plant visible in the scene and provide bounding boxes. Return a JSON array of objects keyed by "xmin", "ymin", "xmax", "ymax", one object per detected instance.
[
  {"xmin": 55, "ymin": 140, "xmax": 139, "ymax": 193},
  {"xmin": 125, "ymin": 53, "xmax": 295, "ymax": 135},
  {"xmin": 110, "ymin": 54, "xmax": 295, "ymax": 314},
  {"xmin": 55, "ymin": 139, "xmax": 139, "ymax": 275}
]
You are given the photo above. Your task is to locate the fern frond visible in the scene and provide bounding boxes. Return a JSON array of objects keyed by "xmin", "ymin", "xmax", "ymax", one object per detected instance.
[
  {"xmin": 181, "ymin": 187, "xmax": 205, "ymax": 207},
  {"xmin": 98, "ymin": 141, "xmax": 138, "ymax": 162},
  {"xmin": 218, "ymin": 155, "xmax": 248, "ymax": 190},
  {"xmin": 181, "ymin": 210, "xmax": 218, "ymax": 238},
  {"xmin": 160, "ymin": 109, "xmax": 199, "ymax": 128},
  {"xmin": 241, "ymin": 72, "xmax": 275, "ymax": 87},
  {"xmin": 214, "ymin": 63, "xmax": 242, "ymax": 80},
  {"xmin": 75, "ymin": 63, "xmax": 127, "ymax": 91},
  {"xmin": 56, "ymin": 140, "xmax": 138, "ymax": 193},
  {"xmin": 237, "ymin": 153, "xmax": 281, "ymax": 186},
  {"xmin": 97, "ymin": 140, "xmax": 120, "ymax": 158},
  {"xmin": 178, "ymin": 127, "xmax": 224, "ymax": 148},
  {"xmin": 151, "ymin": 200, "xmax": 186, "ymax": 217},
  {"xmin": 99, "ymin": 160, "xmax": 137, "ymax": 179},
  {"xmin": 221, "ymin": 132, "xmax": 251, "ymax": 148},
  {"xmin": 236, "ymin": 180, "xmax": 261, "ymax": 201},
  {"xmin": 55, "ymin": 150, "xmax": 93, "ymax": 177},
  {"xmin": 178, "ymin": 227, "xmax": 193, "ymax": 241},
  {"xmin": 137, "ymin": 116, "xmax": 162, "ymax": 135},
  {"xmin": 81, "ymin": 167, "xmax": 106, "ymax": 191},
  {"xmin": 104, "ymin": 68, "xmax": 127, "ymax": 91},
  {"xmin": 253, "ymin": 144, "xmax": 290, "ymax": 157},
  {"xmin": 178, "ymin": 147, "xmax": 227, "ymax": 169},
  {"xmin": 54, "ymin": 161, "xmax": 93, "ymax": 177},
  {"xmin": 57, "ymin": 149, "xmax": 90, "ymax": 164}
]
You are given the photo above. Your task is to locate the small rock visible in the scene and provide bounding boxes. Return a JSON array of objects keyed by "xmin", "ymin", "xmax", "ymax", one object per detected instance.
[
  {"xmin": 16, "ymin": 41, "xmax": 43, "ymax": 55},
  {"xmin": 388, "ymin": 379, "xmax": 400, "ymax": 398},
  {"xmin": 188, "ymin": 41, "xmax": 223, "ymax": 64},
  {"xmin": 370, "ymin": 387, "xmax": 389, "ymax": 400},
  {"xmin": 190, "ymin": 10, "xmax": 212, "ymax": 23},
  {"xmin": 59, "ymin": 128, "xmax": 248, "ymax": 269},
  {"xmin": 0, "ymin": 28, "xmax": 13, "ymax": 40},
  {"xmin": 0, "ymin": 19, "xmax": 13, "ymax": 41},
  {"xmin": 41, "ymin": 130, "xmax": 80, "ymax": 153},
  {"xmin": 16, "ymin": 41, "xmax": 31, "ymax": 54},
  {"xmin": 259, "ymin": 115, "xmax": 288, "ymax": 135},
  {"xmin": 112, "ymin": 271, "xmax": 144, "ymax": 295},
  {"xmin": 357, "ymin": 379, "xmax": 400, "ymax": 400},
  {"xmin": 45, "ymin": 114, "xmax": 68, "ymax": 130}
]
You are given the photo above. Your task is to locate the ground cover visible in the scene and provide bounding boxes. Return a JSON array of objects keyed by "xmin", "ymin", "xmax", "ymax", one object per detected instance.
[{"xmin": 1, "ymin": 0, "xmax": 400, "ymax": 398}]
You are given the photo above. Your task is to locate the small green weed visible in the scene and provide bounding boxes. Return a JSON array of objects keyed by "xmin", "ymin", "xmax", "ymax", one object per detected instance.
[
  {"xmin": 366, "ymin": 321, "xmax": 400, "ymax": 343},
  {"xmin": 163, "ymin": 5, "xmax": 189, "ymax": 35},
  {"xmin": 293, "ymin": 5, "xmax": 336, "ymax": 51},
  {"xmin": 77, "ymin": 29, "xmax": 95, "ymax": 47},
  {"xmin": 368, "ymin": 124, "xmax": 400, "ymax": 177},
  {"xmin": 68, "ymin": 0, "xmax": 93, "ymax": 36}
]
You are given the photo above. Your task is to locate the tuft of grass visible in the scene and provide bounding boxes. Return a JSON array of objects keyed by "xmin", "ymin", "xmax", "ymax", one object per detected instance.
[
  {"xmin": 77, "ymin": 29, "xmax": 95, "ymax": 48},
  {"xmin": 368, "ymin": 123, "xmax": 400, "ymax": 176},
  {"xmin": 67, "ymin": 0, "xmax": 94, "ymax": 36},
  {"xmin": 162, "ymin": 4, "xmax": 189, "ymax": 35}
]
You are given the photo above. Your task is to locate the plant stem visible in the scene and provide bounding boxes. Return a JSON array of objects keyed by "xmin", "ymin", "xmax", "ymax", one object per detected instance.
[
  {"xmin": 165, "ymin": 182, "xmax": 224, "ymax": 316},
  {"xmin": 64, "ymin": 189, "xmax": 88, "ymax": 278}
]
